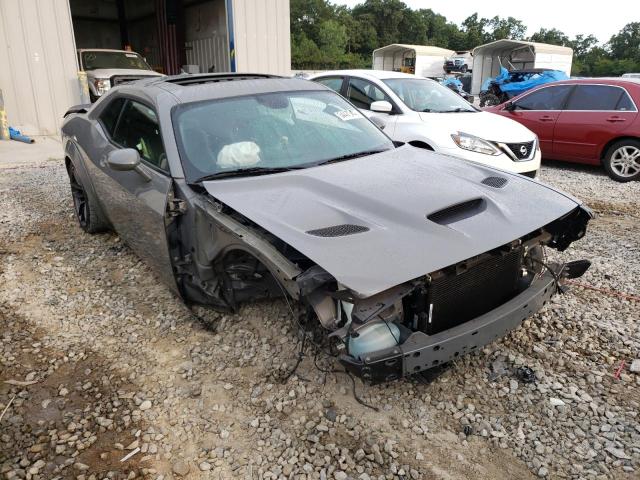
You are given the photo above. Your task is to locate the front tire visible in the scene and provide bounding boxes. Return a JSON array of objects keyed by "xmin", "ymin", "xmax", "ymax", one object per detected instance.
[
  {"xmin": 603, "ymin": 140, "xmax": 640, "ymax": 182},
  {"xmin": 67, "ymin": 162, "xmax": 110, "ymax": 233}
]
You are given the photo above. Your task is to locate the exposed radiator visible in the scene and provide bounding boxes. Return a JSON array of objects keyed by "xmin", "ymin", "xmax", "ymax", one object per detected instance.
[{"xmin": 425, "ymin": 248, "xmax": 523, "ymax": 335}]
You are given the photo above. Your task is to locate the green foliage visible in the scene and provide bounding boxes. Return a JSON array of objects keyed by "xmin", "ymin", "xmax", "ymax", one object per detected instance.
[
  {"xmin": 486, "ymin": 16, "xmax": 526, "ymax": 41},
  {"xmin": 290, "ymin": 0, "xmax": 640, "ymax": 76},
  {"xmin": 529, "ymin": 28, "xmax": 570, "ymax": 46},
  {"xmin": 609, "ymin": 22, "xmax": 640, "ymax": 61}
]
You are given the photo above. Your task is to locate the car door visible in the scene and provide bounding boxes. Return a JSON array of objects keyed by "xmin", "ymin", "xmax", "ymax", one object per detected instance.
[
  {"xmin": 345, "ymin": 76, "xmax": 397, "ymax": 134},
  {"xmin": 501, "ymin": 84, "xmax": 573, "ymax": 155},
  {"xmin": 553, "ymin": 84, "xmax": 638, "ymax": 163},
  {"xmin": 89, "ymin": 97, "xmax": 178, "ymax": 292}
]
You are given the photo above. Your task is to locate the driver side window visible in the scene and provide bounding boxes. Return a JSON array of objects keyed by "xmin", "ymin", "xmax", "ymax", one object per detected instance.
[
  {"xmin": 514, "ymin": 85, "xmax": 573, "ymax": 111},
  {"xmin": 347, "ymin": 78, "xmax": 391, "ymax": 110},
  {"xmin": 112, "ymin": 100, "xmax": 168, "ymax": 172}
]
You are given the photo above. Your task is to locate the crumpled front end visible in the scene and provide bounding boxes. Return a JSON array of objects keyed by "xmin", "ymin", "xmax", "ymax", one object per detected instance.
[{"xmin": 298, "ymin": 205, "xmax": 592, "ymax": 382}]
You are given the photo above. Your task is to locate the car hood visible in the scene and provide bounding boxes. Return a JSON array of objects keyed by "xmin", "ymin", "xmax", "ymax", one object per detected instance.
[
  {"xmin": 418, "ymin": 110, "xmax": 535, "ymax": 143},
  {"xmin": 203, "ymin": 146, "xmax": 580, "ymax": 298},
  {"xmin": 85, "ymin": 68, "xmax": 162, "ymax": 79}
]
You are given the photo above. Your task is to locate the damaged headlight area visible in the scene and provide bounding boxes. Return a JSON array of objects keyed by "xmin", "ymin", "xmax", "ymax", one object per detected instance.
[{"xmin": 299, "ymin": 205, "xmax": 592, "ymax": 383}]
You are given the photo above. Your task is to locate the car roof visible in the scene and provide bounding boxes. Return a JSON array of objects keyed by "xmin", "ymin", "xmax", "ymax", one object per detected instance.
[
  {"xmin": 110, "ymin": 73, "xmax": 330, "ymax": 106},
  {"xmin": 550, "ymin": 77, "xmax": 640, "ymax": 87},
  {"xmin": 312, "ymin": 69, "xmax": 434, "ymax": 81}
]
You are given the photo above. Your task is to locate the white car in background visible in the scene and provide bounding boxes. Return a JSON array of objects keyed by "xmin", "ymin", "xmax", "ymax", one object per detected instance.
[{"xmin": 309, "ymin": 70, "xmax": 541, "ymax": 178}]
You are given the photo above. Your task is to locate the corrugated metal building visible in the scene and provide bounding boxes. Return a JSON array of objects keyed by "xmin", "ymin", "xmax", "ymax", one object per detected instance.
[{"xmin": 0, "ymin": 0, "xmax": 291, "ymax": 136}]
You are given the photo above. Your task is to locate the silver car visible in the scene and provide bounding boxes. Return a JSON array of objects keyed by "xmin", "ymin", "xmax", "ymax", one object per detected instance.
[{"xmin": 61, "ymin": 74, "xmax": 592, "ymax": 382}]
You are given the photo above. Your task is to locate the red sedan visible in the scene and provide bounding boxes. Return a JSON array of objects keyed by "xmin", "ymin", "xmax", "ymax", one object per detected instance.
[{"xmin": 485, "ymin": 78, "xmax": 640, "ymax": 182}]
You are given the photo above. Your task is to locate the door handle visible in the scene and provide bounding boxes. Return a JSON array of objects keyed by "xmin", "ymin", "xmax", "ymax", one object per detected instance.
[
  {"xmin": 606, "ymin": 116, "xmax": 626, "ymax": 123},
  {"xmin": 539, "ymin": 116, "xmax": 554, "ymax": 122}
]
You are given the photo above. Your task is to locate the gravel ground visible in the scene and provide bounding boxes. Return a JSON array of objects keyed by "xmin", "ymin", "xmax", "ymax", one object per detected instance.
[{"xmin": 1, "ymin": 155, "xmax": 639, "ymax": 480}]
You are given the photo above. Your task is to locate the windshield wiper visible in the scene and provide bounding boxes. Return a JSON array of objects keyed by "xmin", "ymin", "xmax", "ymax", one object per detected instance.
[
  {"xmin": 438, "ymin": 108, "xmax": 474, "ymax": 113},
  {"xmin": 313, "ymin": 149, "xmax": 390, "ymax": 167},
  {"xmin": 194, "ymin": 166, "xmax": 301, "ymax": 183}
]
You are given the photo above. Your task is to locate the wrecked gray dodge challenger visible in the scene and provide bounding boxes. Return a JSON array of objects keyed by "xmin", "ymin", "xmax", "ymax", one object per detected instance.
[{"xmin": 61, "ymin": 74, "xmax": 592, "ymax": 382}]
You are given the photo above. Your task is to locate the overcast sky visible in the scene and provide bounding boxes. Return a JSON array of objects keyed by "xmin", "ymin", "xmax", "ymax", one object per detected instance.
[{"xmin": 331, "ymin": 1, "xmax": 639, "ymax": 43}]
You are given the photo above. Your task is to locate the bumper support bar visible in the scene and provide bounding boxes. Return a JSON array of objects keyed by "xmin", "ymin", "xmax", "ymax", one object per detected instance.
[{"xmin": 341, "ymin": 267, "xmax": 560, "ymax": 383}]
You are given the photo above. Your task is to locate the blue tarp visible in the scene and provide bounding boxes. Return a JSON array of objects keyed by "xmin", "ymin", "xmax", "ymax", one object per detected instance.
[
  {"xmin": 481, "ymin": 66, "xmax": 510, "ymax": 92},
  {"xmin": 481, "ymin": 67, "xmax": 569, "ymax": 97},
  {"xmin": 442, "ymin": 77, "xmax": 464, "ymax": 92}
]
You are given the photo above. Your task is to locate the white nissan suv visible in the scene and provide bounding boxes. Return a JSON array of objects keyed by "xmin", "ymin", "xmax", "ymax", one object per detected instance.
[{"xmin": 309, "ymin": 70, "xmax": 541, "ymax": 177}]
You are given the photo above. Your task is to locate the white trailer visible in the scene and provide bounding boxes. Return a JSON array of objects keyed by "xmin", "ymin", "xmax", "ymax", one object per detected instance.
[
  {"xmin": 470, "ymin": 39, "xmax": 573, "ymax": 95},
  {"xmin": 372, "ymin": 44, "xmax": 454, "ymax": 78}
]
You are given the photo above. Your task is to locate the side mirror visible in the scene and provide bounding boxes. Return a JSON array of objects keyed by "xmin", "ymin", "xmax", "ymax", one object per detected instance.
[
  {"xmin": 504, "ymin": 101, "xmax": 516, "ymax": 111},
  {"xmin": 106, "ymin": 148, "xmax": 151, "ymax": 181},
  {"xmin": 370, "ymin": 100, "xmax": 393, "ymax": 113},
  {"xmin": 370, "ymin": 116, "xmax": 387, "ymax": 130},
  {"xmin": 107, "ymin": 148, "xmax": 140, "ymax": 171}
]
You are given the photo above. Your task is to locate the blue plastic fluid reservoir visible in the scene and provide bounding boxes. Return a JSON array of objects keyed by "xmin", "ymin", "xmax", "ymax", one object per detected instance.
[{"xmin": 348, "ymin": 322, "xmax": 400, "ymax": 360}]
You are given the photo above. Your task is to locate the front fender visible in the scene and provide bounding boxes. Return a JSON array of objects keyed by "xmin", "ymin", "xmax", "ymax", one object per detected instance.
[
  {"xmin": 194, "ymin": 200, "xmax": 303, "ymax": 298},
  {"xmin": 393, "ymin": 125, "xmax": 447, "ymax": 151},
  {"xmin": 64, "ymin": 139, "xmax": 89, "ymax": 185}
]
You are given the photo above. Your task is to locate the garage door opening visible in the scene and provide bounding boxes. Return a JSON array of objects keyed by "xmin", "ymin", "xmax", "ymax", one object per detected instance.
[{"xmin": 70, "ymin": 0, "xmax": 232, "ymax": 75}]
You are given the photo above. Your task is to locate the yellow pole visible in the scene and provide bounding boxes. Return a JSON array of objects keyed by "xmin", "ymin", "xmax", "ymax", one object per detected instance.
[
  {"xmin": 78, "ymin": 71, "xmax": 90, "ymax": 104},
  {"xmin": 0, "ymin": 89, "xmax": 9, "ymax": 140}
]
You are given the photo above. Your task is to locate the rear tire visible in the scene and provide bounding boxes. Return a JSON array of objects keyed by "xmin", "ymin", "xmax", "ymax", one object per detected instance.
[
  {"xmin": 67, "ymin": 162, "xmax": 110, "ymax": 233},
  {"xmin": 460, "ymin": 65, "xmax": 468, "ymax": 73},
  {"xmin": 603, "ymin": 139, "xmax": 640, "ymax": 182}
]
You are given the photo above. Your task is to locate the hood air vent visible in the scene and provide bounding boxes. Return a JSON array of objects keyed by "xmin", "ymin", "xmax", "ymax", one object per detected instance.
[
  {"xmin": 428, "ymin": 198, "xmax": 485, "ymax": 225},
  {"xmin": 481, "ymin": 176, "xmax": 508, "ymax": 188},
  {"xmin": 306, "ymin": 224, "xmax": 369, "ymax": 237}
]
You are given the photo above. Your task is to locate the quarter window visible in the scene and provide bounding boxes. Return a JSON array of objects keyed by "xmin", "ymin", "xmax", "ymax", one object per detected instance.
[
  {"xmin": 565, "ymin": 85, "xmax": 633, "ymax": 111},
  {"xmin": 347, "ymin": 78, "xmax": 392, "ymax": 110},
  {"xmin": 514, "ymin": 85, "xmax": 573, "ymax": 110},
  {"xmin": 316, "ymin": 77, "xmax": 343, "ymax": 93},
  {"xmin": 99, "ymin": 97, "xmax": 126, "ymax": 137},
  {"xmin": 112, "ymin": 101, "xmax": 168, "ymax": 171},
  {"xmin": 615, "ymin": 91, "xmax": 635, "ymax": 111}
]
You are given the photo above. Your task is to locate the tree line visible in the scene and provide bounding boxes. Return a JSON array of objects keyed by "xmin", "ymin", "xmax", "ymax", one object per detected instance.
[{"xmin": 291, "ymin": 0, "xmax": 640, "ymax": 76}]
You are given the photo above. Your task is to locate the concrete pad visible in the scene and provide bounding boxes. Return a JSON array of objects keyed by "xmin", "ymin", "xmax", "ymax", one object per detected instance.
[{"xmin": 0, "ymin": 136, "xmax": 64, "ymax": 170}]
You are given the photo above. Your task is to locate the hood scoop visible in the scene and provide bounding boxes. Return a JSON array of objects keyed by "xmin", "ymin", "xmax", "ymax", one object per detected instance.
[
  {"xmin": 306, "ymin": 224, "xmax": 370, "ymax": 237},
  {"xmin": 428, "ymin": 198, "xmax": 486, "ymax": 225},
  {"xmin": 481, "ymin": 176, "xmax": 508, "ymax": 188},
  {"xmin": 202, "ymin": 145, "xmax": 580, "ymax": 297}
]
